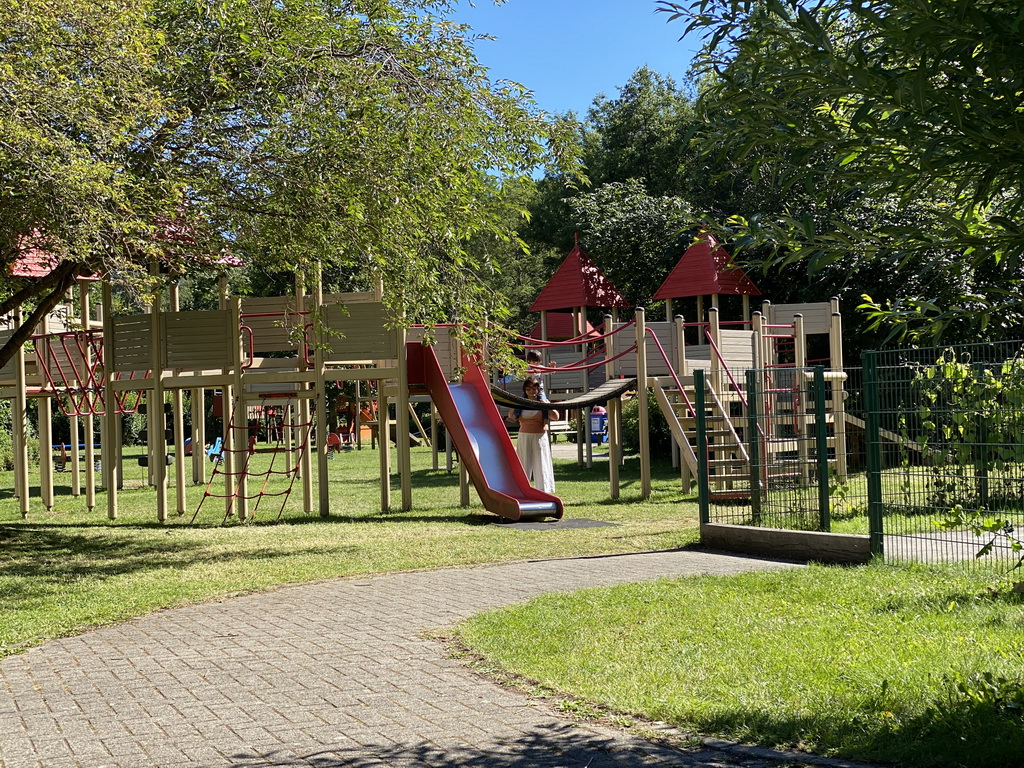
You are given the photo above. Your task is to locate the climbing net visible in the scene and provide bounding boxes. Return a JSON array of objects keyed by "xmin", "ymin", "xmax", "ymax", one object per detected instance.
[
  {"xmin": 190, "ymin": 396, "xmax": 316, "ymax": 525},
  {"xmin": 32, "ymin": 329, "xmax": 146, "ymax": 417}
]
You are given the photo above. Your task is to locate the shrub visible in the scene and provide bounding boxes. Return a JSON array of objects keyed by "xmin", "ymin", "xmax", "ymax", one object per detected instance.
[
  {"xmin": 620, "ymin": 390, "xmax": 673, "ymax": 455},
  {"xmin": 0, "ymin": 401, "xmax": 40, "ymax": 470}
]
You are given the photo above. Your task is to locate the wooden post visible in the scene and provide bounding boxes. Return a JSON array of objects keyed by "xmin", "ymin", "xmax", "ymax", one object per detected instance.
[
  {"xmin": 636, "ymin": 308, "xmax": 651, "ymax": 499},
  {"xmin": 578, "ymin": 304, "xmax": 589, "ymax": 468},
  {"xmin": 540, "ymin": 310, "xmax": 548, "ymax": 349},
  {"xmin": 230, "ymin": 297, "xmax": 248, "ymax": 521},
  {"xmin": 379, "ymin": 393, "xmax": 391, "ymax": 511},
  {"xmin": 295, "ymin": 278, "xmax": 313, "ymax": 513},
  {"xmin": 101, "ymin": 284, "xmax": 118, "ymax": 519},
  {"xmin": 14, "ymin": 307, "xmax": 29, "ymax": 517},
  {"xmin": 38, "ymin": 315, "xmax": 54, "ymax": 511},
  {"xmin": 742, "ymin": 295, "xmax": 751, "ymax": 322},
  {"xmin": 459, "ymin": 458, "xmax": 470, "ymax": 507},
  {"xmin": 708, "ymin": 306, "xmax": 722, "ymax": 397},
  {"xmin": 430, "ymin": 400, "xmax": 439, "ymax": 471},
  {"xmin": 191, "ymin": 388, "xmax": 205, "ymax": 485},
  {"xmin": 69, "ymin": 283, "xmax": 83, "ymax": 495},
  {"xmin": 151, "ymin": 278, "xmax": 168, "ymax": 522},
  {"xmin": 170, "ymin": 281, "xmax": 186, "ymax": 515},
  {"xmin": 84, "ymin": 288, "xmax": 97, "ymax": 511},
  {"xmin": 316, "ymin": 366, "xmax": 329, "ymax": 516},
  {"xmin": 605, "ymin": 314, "xmax": 619, "ymax": 499},
  {"xmin": 397, "ymin": 328, "xmax": 412, "ymax": 512}
]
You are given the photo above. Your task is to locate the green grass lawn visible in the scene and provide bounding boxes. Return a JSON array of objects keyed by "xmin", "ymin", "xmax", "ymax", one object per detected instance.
[
  {"xmin": 0, "ymin": 444, "xmax": 699, "ymax": 656},
  {"xmin": 456, "ymin": 561, "xmax": 1024, "ymax": 768}
]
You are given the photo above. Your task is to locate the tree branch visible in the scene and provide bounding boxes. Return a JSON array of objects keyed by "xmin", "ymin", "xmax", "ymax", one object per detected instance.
[
  {"xmin": 0, "ymin": 263, "xmax": 86, "ymax": 370},
  {"xmin": 0, "ymin": 260, "xmax": 84, "ymax": 319}
]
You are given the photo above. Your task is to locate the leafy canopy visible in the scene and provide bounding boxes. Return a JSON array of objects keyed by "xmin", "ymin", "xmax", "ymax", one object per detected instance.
[
  {"xmin": 659, "ymin": 0, "xmax": 1024, "ymax": 338},
  {"xmin": 0, "ymin": 0, "xmax": 581, "ymax": 364}
]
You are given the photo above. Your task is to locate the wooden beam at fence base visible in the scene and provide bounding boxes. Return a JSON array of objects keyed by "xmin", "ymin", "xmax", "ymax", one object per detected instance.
[{"xmin": 700, "ymin": 523, "xmax": 871, "ymax": 565}]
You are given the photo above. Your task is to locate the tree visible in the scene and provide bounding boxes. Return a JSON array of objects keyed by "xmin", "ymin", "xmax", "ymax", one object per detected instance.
[
  {"xmin": 658, "ymin": 0, "xmax": 1024, "ymax": 338},
  {"xmin": 582, "ymin": 66, "xmax": 696, "ymax": 195},
  {"xmin": 520, "ymin": 67, "xmax": 699, "ymax": 291},
  {"xmin": 0, "ymin": 0, "xmax": 581, "ymax": 366},
  {"xmin": 568, "ymin": 179, "xmax": 695, "ymax": 306}
]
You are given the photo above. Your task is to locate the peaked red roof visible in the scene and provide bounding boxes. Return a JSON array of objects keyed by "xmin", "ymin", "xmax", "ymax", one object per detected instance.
[
  {"xmin": 529, "ymin": 313, "xmax": 598, "ymax": 341},
  {"xmin": 653, "ymin": 234, "xmax": 761, "ymax": 300},
  {"xmin": 529, "ymin": 241, "xmax": 629, "ymax": 312}
]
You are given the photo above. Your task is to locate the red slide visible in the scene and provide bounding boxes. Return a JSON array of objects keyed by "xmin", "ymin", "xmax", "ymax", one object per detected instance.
[{"xmin": 411, "ymin": 344, "xmax": 563, "ymax": 521}]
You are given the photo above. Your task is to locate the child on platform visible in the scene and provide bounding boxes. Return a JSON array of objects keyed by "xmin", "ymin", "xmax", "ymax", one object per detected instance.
[{"xmin": 506, "ymin": 375, "xmax": 559, "ymax": 493}]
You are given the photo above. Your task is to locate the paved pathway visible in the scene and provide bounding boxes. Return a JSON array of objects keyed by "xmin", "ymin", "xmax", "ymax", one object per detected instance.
[{"xmin": 0, "ymin": 550, "xmax": 815, "ymax": 768}]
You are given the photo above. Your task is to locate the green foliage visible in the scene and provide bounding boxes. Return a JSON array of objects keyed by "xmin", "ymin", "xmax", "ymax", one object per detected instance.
[
  {"xmin": 620, "ymin": 390, "xmax": 672, "ymax": 455},
  {"xmin": 660, "ymin": 0, "xmax": 1024, "ymax": 339},
  {"xmin": 0, "ymin": 0, "xmax": 583, "ymax": 371},
  {"xmin": 907, "ymin": 350, "xmax": 1024, "ymax": 568},
  {"xmin": 568, "ymin": 179, "xmax": 696, "ymax": 307},
  {"xmin": 582, "ymin": 67, "xmax": 695, "ymax": 196},
  {"xmin": 924, "ymin": 671, "xmax": 1024, "ymax": 743}
]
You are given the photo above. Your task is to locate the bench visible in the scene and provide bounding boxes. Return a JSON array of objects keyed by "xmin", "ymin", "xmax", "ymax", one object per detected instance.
[{"xmin": 548, "ymin": 419, "xmax": 575, "ymax": 442}]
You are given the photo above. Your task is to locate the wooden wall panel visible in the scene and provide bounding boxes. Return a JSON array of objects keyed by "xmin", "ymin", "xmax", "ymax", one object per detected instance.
[
  {"xmin": 320, "ymin": 302, "xmax": 398, "ymax": 364},
  {"xmin": 163, "ymin": 311, "xmax": 234, "ymax": 370},
  {"xmin": 111, "ymin": 315, "xmax": 154, "ymax": 372},
  {"xmin": 241, "ymin": 296, "xmax": 304, "ymax": 355},
  {"xmin": 769, "ymin": 302, "xmax": 832, "ymax": 335}
]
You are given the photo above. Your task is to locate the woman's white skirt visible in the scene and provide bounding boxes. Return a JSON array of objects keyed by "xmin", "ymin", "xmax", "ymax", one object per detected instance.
[{"xmin": 516, "ymin": 431, "xmax": 556, "ymax": 493}]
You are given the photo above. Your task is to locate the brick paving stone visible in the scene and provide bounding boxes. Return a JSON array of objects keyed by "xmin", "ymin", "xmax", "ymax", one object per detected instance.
[{"xmin": 0, "ymin": 549, "xmax": 880, "ymax": 768}]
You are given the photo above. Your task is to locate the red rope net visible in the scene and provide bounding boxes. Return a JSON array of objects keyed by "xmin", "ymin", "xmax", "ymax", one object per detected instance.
[
  {"xmin": 32, "ymin": 330, "xmax": 147, "ymax": 417},
  {"xmin": 190, "ymin": 397, "xmax": 317, "ymax": 525}
]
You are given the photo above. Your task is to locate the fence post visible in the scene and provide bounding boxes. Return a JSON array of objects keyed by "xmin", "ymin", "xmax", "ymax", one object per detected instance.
[
  {"xmin": 746, "ymin": 368, "xmax": 762, "ymax": 524},
  {"xmin": 814, "ymin": 366, "xmax": 831, "ymax": 531},
  {"xmin": 864, "ymin": 352, "xmax": 884, "ymax": 557},
  {"xmin": 695, "ymin": 368, "xmax": 710, "ymax": 525},
  {"xmin": 973, "ymin": 361, "xmax": 990, "ymax": 510}
]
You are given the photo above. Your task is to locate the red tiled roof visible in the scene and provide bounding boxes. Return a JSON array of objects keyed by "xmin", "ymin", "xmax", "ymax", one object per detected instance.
[
  {"xmin": 653, "ymin": 234, "xmax": 761, "ymax": 300},
  {"xmin": 529, "ymin": 313, "xmax": 597, "ymax": 341},
  {"xmin": 9, "ymin": 225, "xmax": 243, "ymax": 279},
  {"xmin": 11, "ymin": 242, "xmax": 60, "ymax": 278},
  {"xmin": 529, "ymin": 241, "xmax": 629, "ymax": 312}
]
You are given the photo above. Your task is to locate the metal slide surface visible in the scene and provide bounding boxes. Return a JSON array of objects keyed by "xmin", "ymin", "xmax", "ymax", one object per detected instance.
[{"xmin": 421, "ymin": 346, "xmax": 563, "ymax": 521}]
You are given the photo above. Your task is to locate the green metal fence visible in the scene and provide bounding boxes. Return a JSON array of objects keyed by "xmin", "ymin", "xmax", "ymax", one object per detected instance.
[{"xmin": 697, "ymin": 341, "xmax": 1024, "ymax": 569}]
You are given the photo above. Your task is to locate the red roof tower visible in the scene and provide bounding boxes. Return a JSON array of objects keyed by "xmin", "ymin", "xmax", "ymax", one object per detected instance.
[
  {"xmin": 529, "ymin": 237, "xmax": 629, "ymax": 313},
  {"xmin": 653, "ymin": 233, "xmax": 760, "ymax": 301}
]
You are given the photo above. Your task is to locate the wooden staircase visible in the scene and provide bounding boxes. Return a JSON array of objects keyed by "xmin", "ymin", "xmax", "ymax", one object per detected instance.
[{"xmin": 652, "ymin": 375, "xmax": 752, "ymax": 498}]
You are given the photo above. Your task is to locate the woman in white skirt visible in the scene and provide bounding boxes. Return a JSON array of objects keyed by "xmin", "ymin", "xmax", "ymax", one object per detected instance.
[{"xmin": 506, "ymin": 376, "xmax": 560, "ymax": 493}]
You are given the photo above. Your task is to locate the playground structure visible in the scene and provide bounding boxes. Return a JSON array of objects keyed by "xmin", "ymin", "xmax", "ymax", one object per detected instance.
[
  {"xmin": 0, "ymin": 253, "xmax": 569, "ymax": 522},
  {"xmin": 2, "ymin": 232, "xmax": 849, "ymax": 524},
  {"xmin": 493, "ymin": 234, "xmax": 848, "ymax": 503}
]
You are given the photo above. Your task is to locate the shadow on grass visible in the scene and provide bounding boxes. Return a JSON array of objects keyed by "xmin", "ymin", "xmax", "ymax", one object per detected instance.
[{"xmin": 0, "ymin": 524, "xmax": 360, "ymax": 597}]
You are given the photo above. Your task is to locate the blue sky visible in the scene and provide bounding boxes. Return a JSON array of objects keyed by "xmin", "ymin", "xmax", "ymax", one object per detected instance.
[{"xmin": 449, "ymin": 0, "xmax": 703, "ymax": 118}]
